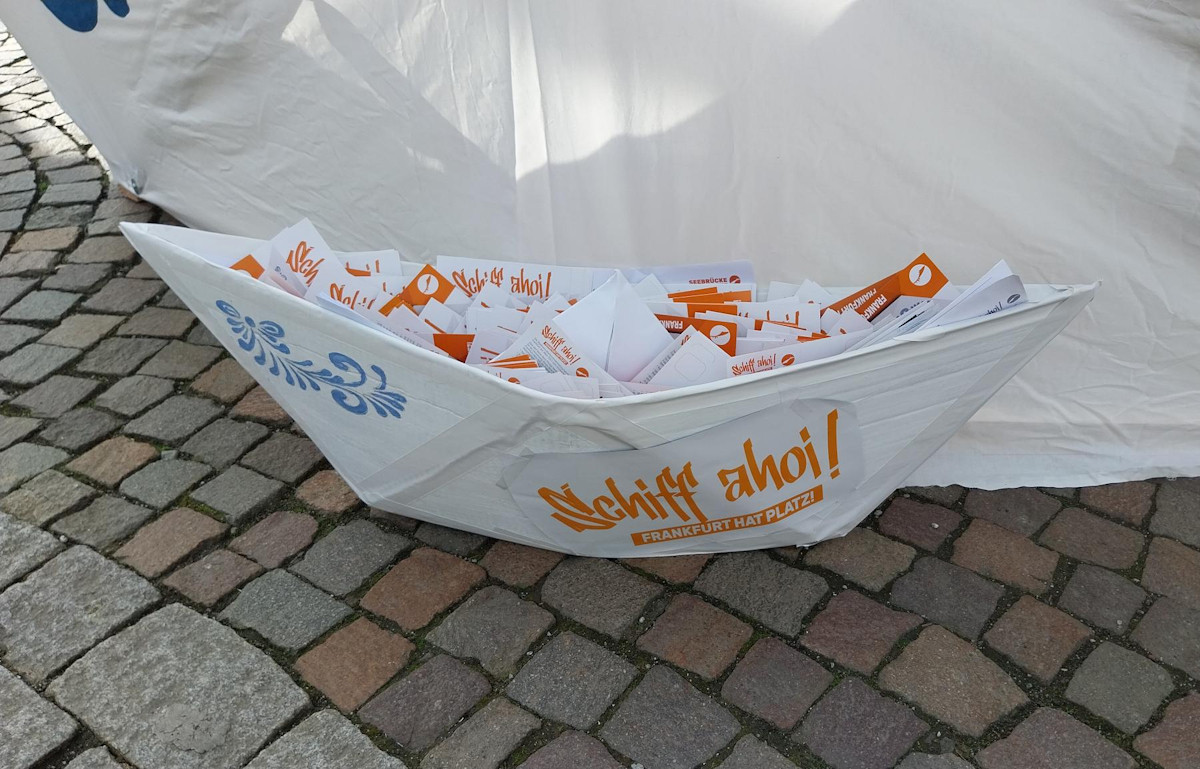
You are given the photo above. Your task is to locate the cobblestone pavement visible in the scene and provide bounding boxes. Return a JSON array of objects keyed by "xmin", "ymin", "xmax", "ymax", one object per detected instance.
[{"xmin": 1, "ymin": 26, "xmax": 1199, "ymax": 769}]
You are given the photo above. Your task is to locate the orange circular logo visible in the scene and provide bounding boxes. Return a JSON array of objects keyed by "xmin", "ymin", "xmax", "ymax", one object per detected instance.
[
  {"xmin": 708, "ymin": 325, "xmax": 732, "ymax": 347},
  {"xmin": 729, "ymin": 275, "xmax": 741, "ymax": 283},
  {"xmin": 575, "ymin": 367, "xmax": 589, "ymax": 378},
  {"xmin": 908, "ymin": 263, "xmax": 932, "ymax": 287},
  {"xmin": 417, "ymin": 274, "xmax": 438, "ymax": 295},
  {"xmin": 507, "ymin": 376, "xmax": 520, "ymax": 383},
  {"xmin": 781, "ymin": 353, "xmax": 795, "ymax": 366}
]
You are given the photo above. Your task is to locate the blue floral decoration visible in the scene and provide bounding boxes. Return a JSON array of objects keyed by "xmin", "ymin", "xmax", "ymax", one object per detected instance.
[
  {"xmin": 41, "ymin": 0, "xmax": 129, "ymax": 33},
  {"xmin": 216, "ymin": 300, "xmax": 406, "ymax": 419}
]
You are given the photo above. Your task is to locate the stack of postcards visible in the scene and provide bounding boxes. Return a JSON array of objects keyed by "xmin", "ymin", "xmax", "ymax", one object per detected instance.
[{"xmin": 231, "ymin": 219, "xmax": 1030, "ymax": 399}]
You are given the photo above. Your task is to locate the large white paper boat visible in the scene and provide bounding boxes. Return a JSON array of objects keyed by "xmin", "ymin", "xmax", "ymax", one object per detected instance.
[{"xmin": 123, "ymin": 223, "xmax": 1095, "ymax": 557}]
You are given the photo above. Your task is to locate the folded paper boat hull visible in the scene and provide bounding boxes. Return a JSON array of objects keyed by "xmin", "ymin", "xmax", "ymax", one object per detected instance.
[{"xmin": 123, "ymin": 223, "xmax": 1095, "ymax": 557}]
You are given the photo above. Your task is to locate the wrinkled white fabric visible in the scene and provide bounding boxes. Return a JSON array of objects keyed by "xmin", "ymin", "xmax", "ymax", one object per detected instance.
[{"xmin": 4, "ymin": 0, "xmax": 1197, "ymax": 488}]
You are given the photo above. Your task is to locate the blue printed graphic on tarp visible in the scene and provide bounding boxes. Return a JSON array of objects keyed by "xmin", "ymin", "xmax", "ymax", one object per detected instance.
[
  {"xmin": 216, "ymin": 300, "xmax": 407, "ymax": 419},
  {"xmin": 41, "ymin": 0, "xmax": 129, "ymax": 33}
]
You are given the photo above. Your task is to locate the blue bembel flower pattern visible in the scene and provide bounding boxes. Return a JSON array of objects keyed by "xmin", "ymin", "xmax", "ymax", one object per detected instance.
[
  {"xmin": 41, "ymin": 0, "xmax": 129, "ymax": 33},
  {"xmin": 216, "ymin": 300, "xmax": 406, "ymax": 419}
]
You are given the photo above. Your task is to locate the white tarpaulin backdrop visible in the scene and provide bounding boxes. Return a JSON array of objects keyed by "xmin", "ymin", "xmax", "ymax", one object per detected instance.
[{"xmin": 3, "ymin": 0, "xmax": 1197, "ymax": 488}]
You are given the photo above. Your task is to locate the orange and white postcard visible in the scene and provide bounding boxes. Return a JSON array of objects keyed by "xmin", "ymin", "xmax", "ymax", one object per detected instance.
[
  {"xmin": 619, "ymin": 259, "xmax": 754, "ymax": 289},
  {"xmin": 494, "ymin": 317, "xmax": 629, "ymax": 397},
  {"xmin": 725, "ymin": 331, "xmax": 869, "ymax": 377},
  {"xmin": 654, "ymin": 313, "xmax": 739, "ymax": 355},
  {"xmin": 265, "ymin": 219, "xmax": 335, "ymax": 297},
  {"xmin": 465, "ymin": 329, "xmax": 520, "ymax": 365},
  {"xmin": 417, "ymin": 299, "xmax": 464, "ymax": 335},
  {"xmin": 398, "ymin": 264, "xmax": 457, "ymax": 307},
  {"xmin": 830, "ymin": 253, "xmax": 958, "ymax": 321},
  {"xmin": 735, "ymin": 298, "xmax": 821, "ymax": 333},
  {"xmin": 436, "ymin": 255, "xmax": 598, "ymax": 301}
]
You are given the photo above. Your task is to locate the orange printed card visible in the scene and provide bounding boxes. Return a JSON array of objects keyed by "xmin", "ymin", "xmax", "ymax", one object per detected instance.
[
  {"xmin": 399, "ymin": 264, "xmax": 456, "ymax": 307},
  {"xmin": 433, "ymin": 333, "xmax": 475, "ymax": 362},
  {"xmin": 230, "ymin": 254, "xmax": 264, "ymax": 280},
  {"xmin": 667, "ymin": 286, "xmax": 721, "ymax": 301},
  {"xmin": 488, "ymin": 354, "xmax": 541, "ymax": 369},
  {"xmin": 677, "ymin": 289, "xmax": 753, "ymax": 304},
  {"xmin": 829, "ymin": 253, "xmax": 950, "ymax": 321},
  {"xmin": 375, "ymin": 292, "xmax": 413, "ymax": 318},
  {"xmin": 654, "ymin": 314, "xmax": 739, "ymax": 354},
  {"xmin": 685, "ymin": 303, "xmax": 739, "ymax": 317}
]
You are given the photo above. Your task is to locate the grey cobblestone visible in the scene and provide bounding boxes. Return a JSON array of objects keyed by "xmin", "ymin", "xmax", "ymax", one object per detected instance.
[
  {"xmin": 41, "ymin": 262, "xmax": 111, "ymax": 291},
  {"xmin": 94, "ymin": 374, "xmax": 174, "ymax": 416},
  {"xmin": 0, "ymin": 546, "xmax": 159, "ymax": 681},
  {"xmin": 0, "ymin": 413, "xmax": 40, "ymax": 448},
  {"xmin": 415, "ymin": 521, "xmax": 489, "ymax": 556},
  {"xmin": 244, "ymin": 710, "xmax": 403, "ymax": 769},
  {"xmin": 66, "ymin": 235, "xmax": 135, "ymax": 264},
  {"xmin": 180, "ymin": 418, "xmax": 269, "ymax": 468},
  {"xmin": 1152, "ymin": 481, "xmax": 1200, "ymax": 550},
  {"xmin": 0, "ymin": 469, "xmax": 94, "ymax": 525},
  {"xmin": 721, "ymin": 736, "xmax": 797, "ymax": 769},
  {"xmin": 0, "ymin": 510, "xmax": 63, "ymax": 589},
  {"xmin": 290, "ymin": 519, "xmax": 409, "ymax": 596},
  {"xmin": 45, "ymin": 164, "xmax": 100, "ymax": 184},
  {"xmin": 51, "ymin": 496, "xmax": 156, "ymax": 550},
  {"xmin": 190, "ymin": 466, "xmax": 283, "ymax": 523},
  {"xmin": 542, "ymin": 557, "xmax": 663, "ymax": 639},
  {"xmin": 2, "ymin": 289, "xmax": 80, "ymax": 321},
  {"xmin": 40, "ymin": 180, "xmax": 101, "ymax": 205},
  {"xmin": 63, "ymin": 747, "xmax": 123, "ymax": 769},
  {"xmin": 124, "ymin": 395, "xmax": 222, "ymax": 444},
  {"xmin": 600, "ymin": 666, "xmax": 739, "ymax": 769},
  {"xmin": 891, "ymin": 557, "xmax": 1004, "ymax": 640},
  {"xmin": 116, "ymin": 306, "xmax": 195, "ymax": 338},
  {"xmin": 0, "ymin": 276, "xmax": 36, "ymax": 311},
  {"xmin": 360, "ymin": 654, "xmax": 489, "ymax": 753},
  {"xmin": 82, "ymin": 278, "xmax": 163, "ymax": 314},
  {"xmin": 798, "ymin": 678, "xmax": 928, "ymax": 769},
  {"xmin": 27, "ymin": 203, "xmax": 91, "ymax": 229},
  {"xmin": 519, "ymin": 732, "xmax": 622, "ymax": 769},
  {"xmin": 38, "ymin": 313, "xmax": 122, "ymax": 349},
  {"xmin": 422, "ymin": 698, "xmax": 539, "ymax": 769},
  {"xmin": 695, "ymin": 551, "xmax": 828, "ymax": 637},
  {"xmin": 40, "ymin": 407, "xmax": 120, "ymax": 450},
  {"xmin": 0, "ymin": 249, "xmax": 56, "ymax": 275},
  {"xmin": 1065, "ymin": 642, "xmax": 1174, "ymax": 733},
  {"xmin": 0, "ymin": 323, "xmax": 40, "ymax": 353},
  {"xmin": 1132, "ymin": 598, "xmax": 1200, "ymax": 679},
  {"xmin": 48, "ymin": 604, "xmax": 307, "ymax": 769},
  {"xmin": 0, "ymin": 666, "xmax": 77, "ymax": 769},
  {"xmin": 138, "ymin": 340, "xmax": 221, "ymax": 379},
  {"xmin": 219, "ymin": 569, "xmax": 350, "ymax": 650},
  {"xmin": 1059, "ymin": 563, "xmax": 1147, "ymax": 633},
  {"xmin": 508, "ymin": 630, "xmax": 637, "ymax": 729},
  {"xmin": 0, "ymin": 442, "xmax": 67, "ymax": 492},
  {"xmin": 76, "ymin": 336, "xmax": 166, "ymax": 375},
  {"xmin": 426, "ymin": 585, "xmax": 554, "ymax": 675},
  {"xmin": 119, "ymin": 459, "xmax": 211, "ymax": 509},
  {"xmin": 10, "ymin": 374, "xmax": 99, "ymax": 417},
  {"xmin": 0, "ymin": 342, "xmax": 79, "ymax": 385},
  {"xmin": 240, "ymin": 431, "xmax": 324, "ymax": 482}
]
